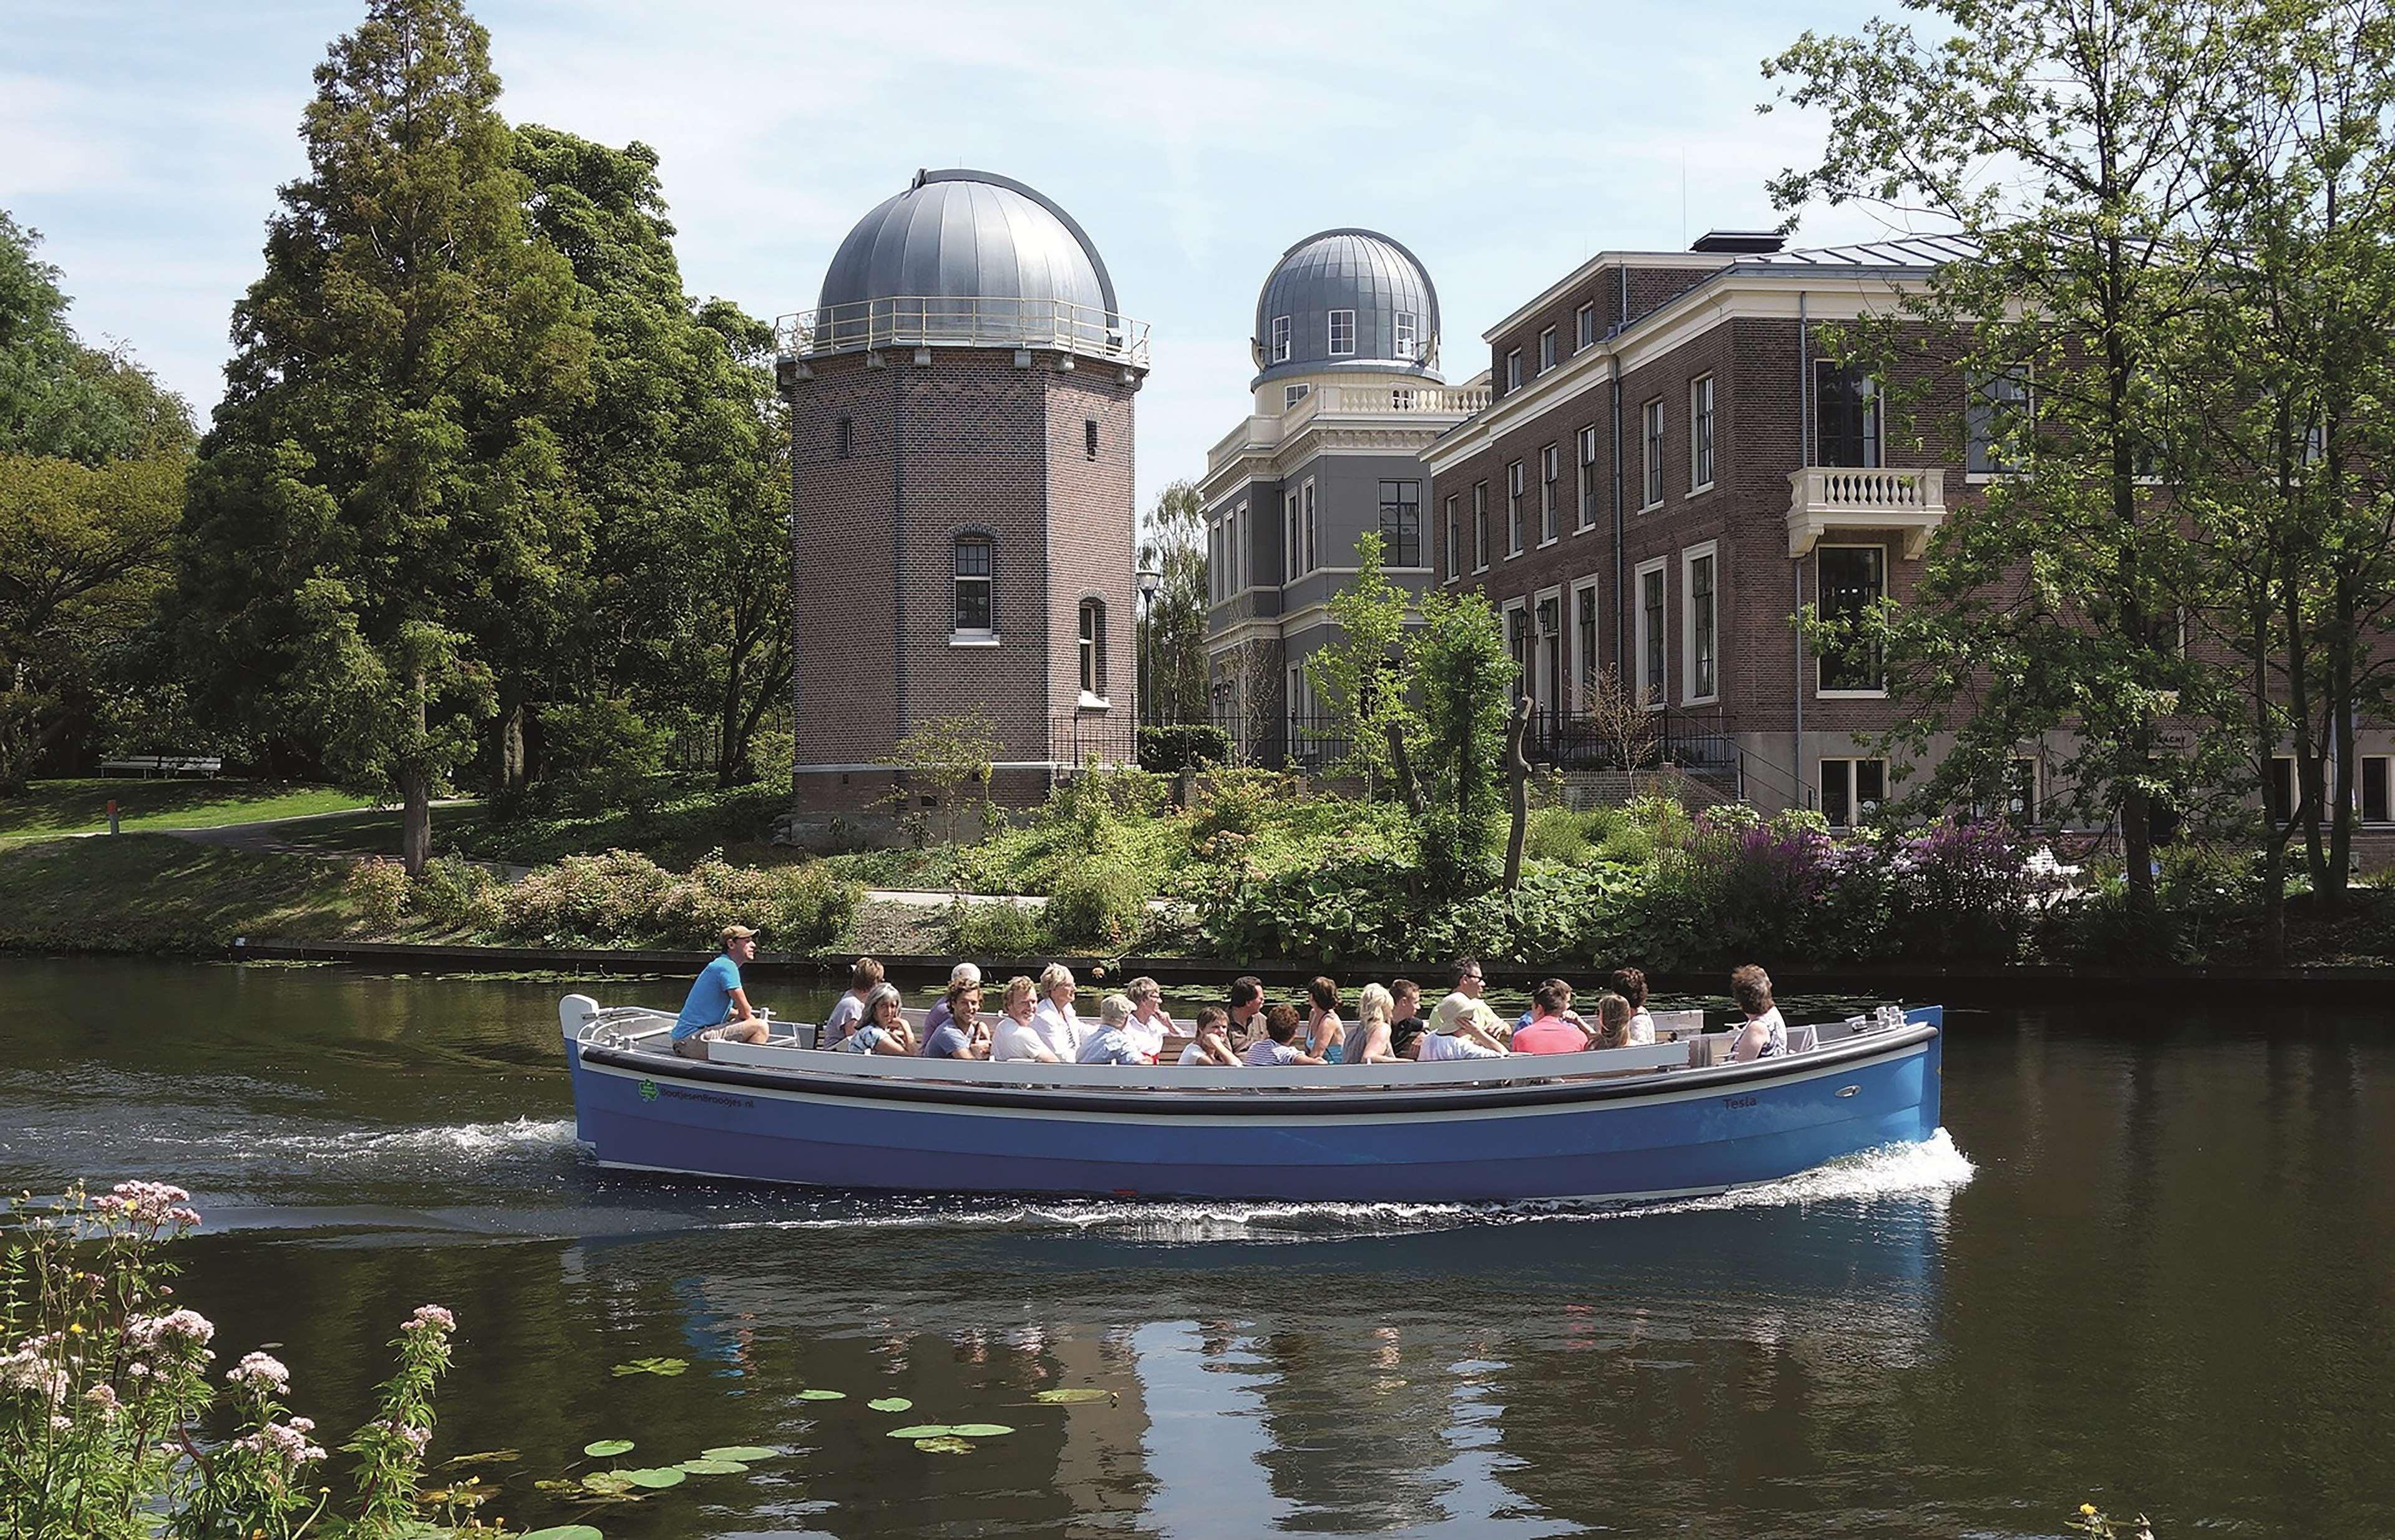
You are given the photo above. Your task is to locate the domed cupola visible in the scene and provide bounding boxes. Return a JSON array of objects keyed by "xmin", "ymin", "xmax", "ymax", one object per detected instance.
[
  {"xmin": 1251, "ymin": 228, "xmax": 1441, "ymax": 387},
  {"xmin": 808, "ymin": 168, "xmax": 1136, "ymax": 361}
]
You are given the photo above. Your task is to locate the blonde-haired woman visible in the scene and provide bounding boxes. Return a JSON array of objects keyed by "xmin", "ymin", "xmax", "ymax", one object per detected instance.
[{"xmin": 1344, "ymin": 983, "xmax": 1403, "ymax": 1065}]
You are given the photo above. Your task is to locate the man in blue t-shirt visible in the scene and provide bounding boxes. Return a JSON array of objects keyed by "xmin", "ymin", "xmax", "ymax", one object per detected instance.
[{"xmin": 673, "ymin": 925, "xmax": 770, "ymax": 1060}]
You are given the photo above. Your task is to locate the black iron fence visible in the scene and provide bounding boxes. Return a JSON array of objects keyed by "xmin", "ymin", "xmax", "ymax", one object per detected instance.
[
  {"xmin": 1049, "ymin": 714, "xmax": 1139, "ymax": 772},
  {"xmin": 1525, "ymin": 707, "xmax": 1736, "ymax": 773}
]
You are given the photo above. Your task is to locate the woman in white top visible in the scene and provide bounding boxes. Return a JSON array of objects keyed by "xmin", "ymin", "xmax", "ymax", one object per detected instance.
[
  {"xmin": 1177, "ymin": 1007, "xmax": 1240, "ymax": 1066},
  {"xmin": 1344, "ymin": 983, "xmax": 1402, "ymax": 1065},
  {"xmin": 1123, "ymin": 976, "xmax": 1174, "ymax": 1063},
  {"xmin": 1023, "ymin": 962, "xmax": 1084, "ymax": 1060},
  {"xmin": 1609, "ymin": 966, "xmax": 1657, "ymax": 1045},
  {"xmin": 1728, "ymin": 964, "xmax": 1788, "ymax": 1062},
  {"xmin": 991, "ymin": 976, "xmax": 1062, "ymax": 1063}
]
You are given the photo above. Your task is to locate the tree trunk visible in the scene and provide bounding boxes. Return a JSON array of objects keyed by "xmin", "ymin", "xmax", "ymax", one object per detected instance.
[
  {"xmin": 2325, "ymin": 588, "xmax": 2357, "ymax": 906},
  {"xmin": 500, "ymin": 704, "xmax": 526, "ymax": 790},
  {"xmin": 399, "ymin": 768, "xmax": 432, "ymax": 877},
  {"xmin": 2121, "ymin": 783, "xmax": 2154, "ymax": 912},
  {"xmin": 1503, "ymin": 694, "xmax": 1532, "ymax": 891},
  {"xmin": 1386, "ymin": 719, "xmax": 1425, "ymax": 819}
]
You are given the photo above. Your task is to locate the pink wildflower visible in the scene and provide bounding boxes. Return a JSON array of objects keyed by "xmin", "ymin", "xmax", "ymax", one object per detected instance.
[
  {"xmin": 126, "ymin": 1309, "xmax": 215, "ymax": 1351},
  {"xmin": 1, "ymin": 1348, "xmax": 70, "ymax": 1405},
  {"xmin": 227, "ymin": 1351, "xmax": 290, "ymax": 1393},
  {"xmin": 99, "ymin": 1181, "xmax": 197, "ymax": 1230},
  {"xmin": 401, "ymin": 1304, "xmax": 455, "ymax": 1335}
]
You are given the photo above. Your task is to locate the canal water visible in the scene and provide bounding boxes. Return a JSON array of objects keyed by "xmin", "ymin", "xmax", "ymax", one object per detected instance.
[{"xmin": 2, "ymin": 957, "xmax": 2390, "ymax": 1538}]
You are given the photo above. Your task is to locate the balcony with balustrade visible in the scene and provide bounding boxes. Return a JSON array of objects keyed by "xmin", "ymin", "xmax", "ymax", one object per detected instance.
[
  {"xmin": 1785, "ymin": 467, "xmax": 1948, "ymax": 559},
  {"xmin": 1205, "ymin": 379, "xmax": 1494, "ymax": 477}
]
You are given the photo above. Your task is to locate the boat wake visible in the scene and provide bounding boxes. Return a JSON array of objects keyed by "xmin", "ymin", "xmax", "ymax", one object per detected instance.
[{"xmin": 724, "ymin": 1129, "xmax": 1976, "ymax": 1244}]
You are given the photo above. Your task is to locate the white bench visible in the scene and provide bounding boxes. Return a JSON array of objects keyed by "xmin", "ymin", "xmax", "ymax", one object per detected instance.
[{"xmin": 98, "ymin": 755, "xmax": 223, "ymax": 778}]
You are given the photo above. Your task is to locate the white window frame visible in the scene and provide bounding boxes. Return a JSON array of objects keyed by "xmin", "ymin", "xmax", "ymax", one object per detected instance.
[
  {"xmin": 1966, "ymin": 363, "xmax": 2034, "ymax": 479},
  {"xmin": 1538, "ymin": 444, "xmax": 1559, "ymax": 546},
  {"xmin": 1635, "ymin": 556, "xmax": 1669, "ymax": 710},
  {"xmin": 1270, "ymin": 315, "xmax": 1291, "ymax": 364},
  {"xmin": 1815, "ymin": 542, "xmax": 1888, "ymax": 699},
  {"xmin": 1502, "ymin": 597, "xmax": 1531, "ymax": 700},
  {"xmin": 1688, "ymin": 374, "xmax": 1716, "ymax": 495},
  {"xmin": 951, "ymin": 532, "xmax": 996, "ymax": 641},
  {"xmin": 1303, "ymin": 477, "xmax": 1318, "ymax": 573},
  {"xmin": 1077, "ymin": 597, "xmax": 1109, "ymax": 705},
  {"xmin": 1530, "ymin": 583, "xmax": 1565, "ymax": 722},
  {"xmin": 1505, "ymin": 460, "xmax": 1525, "ymax": 557},
  {"xmin": 1538, "ymin": 326, "xmax": 1557, "ymax": 374},
  {"xmin": 2359, "ymin": 753, "xmax": 2394, "ymax": 825},
  {"xmin": 1576, "ymin": 303, "xmax": 1596, "ymax": 352},
  {"xmin": 2008, "ymin": 756, "xmax": 2041, "ymax": 827},
  {"xmin": 1575, "ymin": 425, "xmax": 1599, "ymax": 533},
  {"xmin": 1232, "ymin": 501, "xmax": 1246, "ymax": 593},
  {"xmin": 1394, "ymin": 310, "xmax": 1417, "ymax": 360},
  {"xmin": 1505, "ymin": 349, "xmax": 1522, "ymax": 392},
  {"xmin": 1285, "ymin": 492, "xmax": 1301, "ymax": 584},
  {"xmin": 1570, "ymin": 576, "xmax": 1602, "ymax": 709},
  {"xmin": 1284, "ymin": 382, "xmax": 1309, "ymax": 409},
  {"xmin": 1443, "ymin": 495, "xmax": 1459, "ymax": 584},
  {"xmin": 1820, "ymin": 757, "xmax": 1888, "ymax": 829},
  {"xmin": 1472, "ymin": 482, "xmax": 1489, "ymax": 573},
  {"xmin": 1641, "ymin": 397, "xmax": 1665, "ymax": 510},
  {"xmin": 1328, "ymin": 309, "xmax": 1356, "ymax": 357},
  {"xmin": 1681, "ymin": 540, "xmax": 1719, "ymax": 705}
]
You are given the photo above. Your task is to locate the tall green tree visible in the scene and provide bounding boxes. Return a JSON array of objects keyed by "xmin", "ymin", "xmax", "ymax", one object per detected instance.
[
  {"xmin": 1303, "ymin": 529, "xmax": 1411, "ymax": 794},
  {"xmin": 0, "ymin": 213, "xmax": 192, "ymax": 467},
  {"xmin": 173, "ymin": 0, "xmax": 591, "ymax": 872},
  {"xmin": 1406, "ymin": 589, "xmax": 1515, "ymax": 890},
  {"xmin": 1135, "ymin": 478, "xmax": 1207, "ymax": 727},
  {"xmin": 511, "ymin": 127, "xmax": 790, "ymax": 787},
  {"xmin": 1768, "ymin": 0, "xmax": 2243, "ymax": 911}
]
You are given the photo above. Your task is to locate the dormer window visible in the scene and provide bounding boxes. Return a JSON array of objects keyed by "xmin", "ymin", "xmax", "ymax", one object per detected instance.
[
  {"xmin": 1328, "ymin": 310, "xmax": 1356, "ymax": 356},
  {"xmin": 1394, "ymin": 311, "xmax": 1418, "ymax": 359},
  {"xmin": 1271, "ymin": 315, "xmax": 1291, "ymax": 363},
  {"xmin": 1285, "ymin": 383, "xmax": 1311, "ymax": 409}
]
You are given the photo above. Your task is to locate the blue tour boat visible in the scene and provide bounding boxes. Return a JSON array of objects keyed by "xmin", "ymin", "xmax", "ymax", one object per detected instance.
[{"xmin": 556, "ymin": 995, "xmax": 1943, "ymax": 1204}]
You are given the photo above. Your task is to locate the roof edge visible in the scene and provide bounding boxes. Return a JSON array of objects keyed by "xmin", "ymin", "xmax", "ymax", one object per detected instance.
[{"xmin": 916, "ymin": 167, "xmax": 1120, "ymax": 318}]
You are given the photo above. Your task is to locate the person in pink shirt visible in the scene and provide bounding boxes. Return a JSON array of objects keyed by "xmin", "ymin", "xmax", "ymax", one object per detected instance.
[{"xmin": 1512, "ymin": 979, "xmax": 1591, "ymax": 1055}]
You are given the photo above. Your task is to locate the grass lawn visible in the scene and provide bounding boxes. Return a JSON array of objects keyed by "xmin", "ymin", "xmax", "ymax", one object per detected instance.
[
  {"xmin": 268, "ymin": 778, "xmax": 795, "ymax": 868},
  {"xmin": 0, "ymin": 835, "xmax": 363, "ymax": 952},
  {"xmin": 0, "ymin": 779, "xmax": 377, "ymax": 843}
]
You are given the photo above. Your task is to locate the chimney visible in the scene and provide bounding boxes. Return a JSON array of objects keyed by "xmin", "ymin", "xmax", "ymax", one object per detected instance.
[{"xmin": 1690, "ymin": 230, "xmax": 1785, "ymax": 254}]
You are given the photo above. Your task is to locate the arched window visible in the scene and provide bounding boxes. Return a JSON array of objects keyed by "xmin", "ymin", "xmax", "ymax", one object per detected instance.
[
  {"xmin": 953, "ymin": 535, "xmax": 994, "ymax": 636},
  {"xmin": 1077, "ymin": 598, "xmax": 1108, "ymax": 700}
]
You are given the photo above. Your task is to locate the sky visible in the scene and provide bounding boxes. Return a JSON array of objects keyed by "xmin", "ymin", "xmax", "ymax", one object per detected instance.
[{"xmin": 1, "ymin": 0, "xmax": 1925, "ymax": 515}]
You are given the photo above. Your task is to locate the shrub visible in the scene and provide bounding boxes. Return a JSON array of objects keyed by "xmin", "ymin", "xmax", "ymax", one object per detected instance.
[
  {"xmin": 743, "ymin": 727, "xmax": 795, "ymax": 785},
  {"xmin": 1523, "ymin": 806, "xmax": 1597, "ymax": 866},
  {"xmin": 1138, "ymin": 723, "xmax": 1233, "ymax": 773},
  {"xmin": 347, "ymin": 857, "xmax": 410, "ymax": 932},
  {"xmin": 497, "ymin": 848, "xmax": 858, "ymax": 950},
  {"xmin": 1885, "ymin": 818, "xmax": 2051, "ymax": 962},
  {"xmin": 409, "ymin": 851, "xmax": 503, "ymax": 931},
  {"xmin": 2, "ymin": 1182, "xmax": 453, "ymax": 1540},
  {"xmin": 1044, "ymin": 861, "xmax": 1152, "ymax": 951},
  {"xmin": 1200, "ymin": 853, "xmax": 1421, "ymax": 962},
  {"xmin": 538, "ymin": 694, "xmax": 671, "ymax": 814},
  {"xmin": 945, "ymin": 897, "xmax": 1046, "ymax": 957}
]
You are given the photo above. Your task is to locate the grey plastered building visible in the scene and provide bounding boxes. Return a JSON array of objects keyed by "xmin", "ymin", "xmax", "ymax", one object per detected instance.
[{"xmin": 1197, "ymin": 230, "xmax": 1487, "ymax": 763}]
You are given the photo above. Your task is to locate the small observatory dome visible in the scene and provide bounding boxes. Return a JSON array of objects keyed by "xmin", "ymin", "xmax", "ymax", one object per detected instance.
[
  {"xmin": 1251, "ymin": 228, "xmax": 1441, "ymax": 387},
  {"xmin": 811, "ymin": 168, "xmax": 1124, "ymax": 356}
]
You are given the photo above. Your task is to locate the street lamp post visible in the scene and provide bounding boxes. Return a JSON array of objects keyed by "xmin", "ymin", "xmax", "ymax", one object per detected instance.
[{"xmin": 1136, "ymin": 566, "xmax": 1163, "ymax": 729}]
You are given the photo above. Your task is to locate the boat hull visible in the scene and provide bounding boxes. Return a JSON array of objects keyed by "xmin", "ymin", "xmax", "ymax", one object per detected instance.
[{"xmin": 565, "ymin": 1014, "xmax": 1943, "ymax": 1204}]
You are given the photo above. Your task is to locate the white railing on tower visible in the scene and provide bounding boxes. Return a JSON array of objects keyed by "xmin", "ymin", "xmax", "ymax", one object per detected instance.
[{"xmin": 773, "ymin": 297, "xmax": 1150, "ymax": 368}]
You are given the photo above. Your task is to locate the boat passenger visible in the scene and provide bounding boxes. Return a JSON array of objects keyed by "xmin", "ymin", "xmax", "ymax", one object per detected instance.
[
  {"xmin": 1426, "ymin": 992, "xmax": 1510, "ymax": 1058},
  {"xmin": 1344, "ymin": 983, "xmax": 1402, "ymax": 1065},
  {"xmin": 670, "ymin": 924, "xmax": 770, "ymax": 1060},
  {"xmin": 837, "ymin": 983, "xmax": 917, "ymax": 1055},
  {"xmin": 1513, "ymin": 981, "xmax": 1591, "ymax": 1054},
  {"xmin": 1609, "ymin": 967, "xmax": 1656, "ymax": 1044},
  {"xmin": 1728, "ymin": 964, "xmax": 1788, "ymax": 1062},
  {"xmin": 1124, "ymin": 976, "xmax": 1174, "ymax": 1062},
  {"xmin": 1390, "ymin": 1014, "xmax": 1429, "ymax": 1060},
  {"xmin": 991, "ymin": 976, "xmax": 1061, "ymax": 1062},
  {"xmin": 1452, "ymin": 958, "xmax": 1487, "ymax": 1000},
  {"xmin": 1515, "ymin": 978, "xmax": 1587, "ymax": 1033},
  {"xmin": 820, "ymin": 957, "xmax": 885, "ymax": 1050},
  {"xmin": 1177, "ymin": 1006, "xmax": 1240, "ymax": 1066},
  {"xmin": 1031, "ymin": 962, "xmax": 1086, "ymax": 1058},
  {"xmin": 1226, "ymin": 975, "xmax": 1266, "ymax": 1048},
  {"xmin": 921, "ymin": 982, "xmax": 989, "ymax": 1060},
  {"xmin": 1077, "ymin": 994, "xmax": 1147, "ymax": 1065},
  {"xmin": 1304, "ymin": 976, "xmax": 1346, "ymax": 1064},
  {"xmin": 1242, "ymin": 1003, "xmax": 1324, "ymax": 1066},
  {"xmin": 1591, "ymin": 991, "xmax": 1635, "ymax": 1050},
  {"xmin": 1389, "ymin": 979, "xmax": 1425, "ymax": 1041},
  {"xmin": 921, "ymin": 961, "xmax": 982, "ymax": 1040}
]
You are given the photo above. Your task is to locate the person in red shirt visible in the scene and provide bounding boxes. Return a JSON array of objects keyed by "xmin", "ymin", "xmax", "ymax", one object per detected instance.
[{"xmin": 1512, "ymin": 979, "xmax": 1591, "ymax": 1055}]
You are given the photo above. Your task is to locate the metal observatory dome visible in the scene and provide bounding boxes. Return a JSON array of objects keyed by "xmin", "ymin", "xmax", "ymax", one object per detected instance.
[{"xmin": 1251, "ymin": 228, "xmax": 1442, "ymax": 387}]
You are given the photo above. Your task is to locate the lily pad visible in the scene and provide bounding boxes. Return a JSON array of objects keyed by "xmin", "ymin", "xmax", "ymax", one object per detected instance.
[
  {"xmin": 1034, "ymin": 1388, "xmax": 1108, "ymax": 1403},
  {"xmin": 699, "ymin": 1445, "xmax": 777, "ymax": 1461},
  {"xmin": 533, "ymin": 1479, "xmax": 582, "ymax": 1496},
  {"xmin": 520, "ymin": 1528, "xmax": 605, "ymax": 1540},
  {"xmin": 580, "ymin": 1471, "xmax": 637, "ymax": 1495},
  {"xmin": 795, "ymin": 1388, "xmax": 846, "ymax": 1401},
  {"xmin": 887, "ymin": 1422, "xmax": 1014, "ymax": 1440},
  {"xmin": 948, "ymin": 1422, "xmax": 1014, "ymax": 1438},
  {"xmin": 445, "ymin": 1448, "xmax": 521, "ymax": 1465},
  {"xmin": 675, "ymin": 1458, "xmax": 749, "ymax": 1475},
  {"xmin": 867, "ymin": 1397, "xmax": 914, "ymax": 1413},
  {"xmin": 913, "ymin": 1435, "xmax": 976, "ymax": 1454},
  {"xmin": 622, "ymin": 1466, "xmax": 687, "ymax": 1489},
  {"xmin": 611, "ymin": 1357, "xmax": 689, "ymax": 1377},
  {"xmin": 581, "ymin": 1438, "xmax": 635, "ymax": 1458}
]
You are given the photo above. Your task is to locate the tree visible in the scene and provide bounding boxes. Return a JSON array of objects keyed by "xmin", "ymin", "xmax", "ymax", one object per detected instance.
[
  {"xmin": 1302, "ymin": 529, "xmax": 1412, "ymax": 794},
  {"xmin": 172, "ymin": 0, "xmax": 591, "ymax": 872},
  {"xmin": 0, "ymin": 213, "xmax": 193, "ymax": 467},
  {"xmin": 511, "ymin": 128, "xmax": 791, "ymax": 788},
  {"xmin": 880, "ymin": 709, "xmax": 999, "ymax": 856},
  {"xmin": 1406, "ymin": 589, "xmax": 1516, "ymax": 890},
  {"xmin": 0, "ymin": 454, "xmax": 185, "ymax": 790},
  {"xmin": 1767, "ymin": 0, "xmax": 2245, "ymax": 912},
  {"xmin": 1135, "ymin": 478, "xmax": 1207, "ymax": 727}
]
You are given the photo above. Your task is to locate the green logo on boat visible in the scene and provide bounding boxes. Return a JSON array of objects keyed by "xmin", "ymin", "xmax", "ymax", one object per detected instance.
[{"xmin": 638, "ymin": 1078, "xmax": 659, "ymax": 1102}]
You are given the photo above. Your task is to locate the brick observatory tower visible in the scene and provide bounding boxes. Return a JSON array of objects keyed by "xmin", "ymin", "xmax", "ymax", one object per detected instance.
[{"xmin": 776, "ymin": 168, "xmax": 1149, "ymax": 820}]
